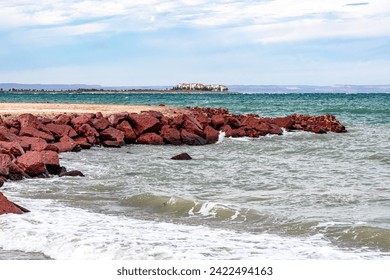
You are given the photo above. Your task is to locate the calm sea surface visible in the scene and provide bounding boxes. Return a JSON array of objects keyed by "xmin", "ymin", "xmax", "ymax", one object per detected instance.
[{"xmin": 0, "ymin": 91, "xmax": 389, "ymax": 259}]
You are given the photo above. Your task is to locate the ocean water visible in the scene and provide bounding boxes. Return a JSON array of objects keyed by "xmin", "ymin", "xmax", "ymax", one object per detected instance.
[{"xmin": 0, "ymin": 91, "xmax": 389, "ymax": 260}]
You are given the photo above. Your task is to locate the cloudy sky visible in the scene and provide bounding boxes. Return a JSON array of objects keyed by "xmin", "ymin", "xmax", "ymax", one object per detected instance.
[{"xmin": 1, "ymin": 0, "xmax": 389, "ymax": 86}]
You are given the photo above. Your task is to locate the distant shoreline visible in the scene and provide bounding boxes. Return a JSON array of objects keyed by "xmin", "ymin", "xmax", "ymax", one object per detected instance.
[{"xmin": 0, "ymin": 89, "xmax": 239, "ymax": 94}]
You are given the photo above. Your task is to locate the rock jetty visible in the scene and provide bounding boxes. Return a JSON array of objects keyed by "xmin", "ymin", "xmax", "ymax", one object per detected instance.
[{"xmin": 0, "ymin": 106, "xmax": 346, "ymax": 215}]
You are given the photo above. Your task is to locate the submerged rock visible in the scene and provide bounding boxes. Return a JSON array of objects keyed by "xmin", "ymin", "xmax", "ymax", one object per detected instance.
[
  {"xmin": 171, "ymin": 153, "xmax": 192, "ymax": 160},
  {"xmin": 59, "ymin": 170, "xmax": 85, "ymax": 177}
]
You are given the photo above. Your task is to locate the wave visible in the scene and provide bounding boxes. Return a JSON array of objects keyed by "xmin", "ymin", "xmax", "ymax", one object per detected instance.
[{"xmin": 0, "ymin": 198, "xmax": 385, "ymax": 260}]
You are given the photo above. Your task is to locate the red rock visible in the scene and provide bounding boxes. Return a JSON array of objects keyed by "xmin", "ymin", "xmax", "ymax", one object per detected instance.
[
  {"xmin": 231, "ymin": 127, "xmax": 247, "ymax": 137},
  {"xmin": 15, "ymin": 151, "xmax": 47, "ymax": 177},
  {"xmin": 204, "ymin": 125, "xmax": 219, "ymax": 144},
  {"xmin": 8, "ymin": 161, "xmax": 28, "ymax": 180},
  {"xmin": 182, "ymin": 115, "xmax": 204, "ymax": 137},
  {"xmin": 95, "ymin": 112, "xmax": 104, "ymax": 119},
  {"xmin": 160, "ymin": 125, "xmax": 182, "ymax": 145},
  {"xmin": 0, "ymin": 141, "xmax": 24, "ymax": 156},
  {"xmin": 227, "ymin": 116, "xmax": 241, "ymax": 128},
  {"xmin": 0, "ymin": 192, "xmax": 24, "ymax": 215},
  {"xmin": 272, "ymin": 116, "xmax": 294, "ymax": 129},
  {"xmin": 269, "ymin": 124, "xmax": 283, "ymax": 135},
  {"xmin": 108, "ymin": 113, "xmax": 128, "ymax": 126},
  {"xmin": 241, "ymin": 116, "xmax": 260, "ymax": 129},
  {"xmin": 171, "ymin": 115, "xmax": 184, "ymax": 128},
  {"xmin": 78, "ymin": 124, "xmax": 99, "ymax": 144},
  {"xmin": 17, "ymin": 114, "xmax": 45, "ymax": 130},
  {"xmin": 102, "ymin": 140, "xmax": 124, "ymax": 147},
  {"xmin": 0, "ymin": 176, "xmax": 4, "ymax": 187},
  {"xmin": 53, "ymin": 114, "xmax": 72, "ymax": 125},
  {"xmin": 73, "ymin": 137, "xmax": 92, "ymax": 149},
  {"xmin": 196, "ymin": 114, "xmax": 210, "ymax": 127},
  {"xmin": 0, "ymin": 127, "xmax": 19, "ymax": 142},
  {"xmin": 45, "ymin": 123, "xmax": 78, "ymax": 138},
  {"xmin": 180, "ymin": 129, "xmax": 207, "ymax": 145},
  {"xmin": 256, "ymin": 122, "xmax": 271, "ymax": 135},
  {"xmin": 116, "ymin": 121, "xmax": 137, "ymax": 143},
  {"xmin": 38, "ymin": 117, "xmax": 52, "ymax": 124},
  {"xmin": 211, "ymin": 114, "xmax": 226, "ymax": 128},
  {"xmin": 41, "ymin": 150, "xmax": 61, "ymax": 175},
  {"xmin": 220, "ymin": 125, "xmax": 233, "ymax": 137},
  {"xmin": 19, "ymin": 127, "xmax": 54, "ymax": 142},
  {"xmin": 18, "ymin": 136, "xmax": 48, "ymax": 152},
  {"xmin": 70, "ymin": 114, "xmax": 92, "ymax": 128},
  {"xmin": 53, "ymin": 136, "xmax": 80, "ymax": 153},
  {"xmin": 0, "ymin": 154, "xmax": 12, "ymax": 177},
  {"xmin": 128, "ymin": 113, "xmax": 161, "ymax": 136},
  {"xmin": 137, "ymin": 133, "xmax": 164, "ymax": 145},
  {"xmin": 100, "ymin": 127, "xmax": 125, "ymax": 143},
  {"xmin": 45, "ymin": 144, "xmax": 59, "ymax": 152},
  {"xmin": 91, "ymin": 118, "xmax": 110, "ymax": 131},
  {"xmin": 141, "ymin": 110, "xmax": 164, "ymax": 119},
  {"xmin": 5, "ymin": 118, "xmax": 20, "ymax": 129},
  {"xmin": 171, "ymin": 153, "xmax": 192, "ymax": 160}
]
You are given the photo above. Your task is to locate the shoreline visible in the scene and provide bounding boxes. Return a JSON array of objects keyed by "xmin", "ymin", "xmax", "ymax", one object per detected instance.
[{"xmin": 0, "ymin": 102, "xmax": 190, "ymax": 119}]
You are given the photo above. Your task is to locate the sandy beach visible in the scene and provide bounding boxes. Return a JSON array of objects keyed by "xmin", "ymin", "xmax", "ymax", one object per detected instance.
[{"xmin": 0, "ymin": 102, "xmax": 189, "ymax": 118}]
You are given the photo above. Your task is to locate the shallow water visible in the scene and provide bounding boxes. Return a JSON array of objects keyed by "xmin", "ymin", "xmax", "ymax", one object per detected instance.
[{"xmin": 0, "ymin": 92, "xmax": 389, "ymax": 259}]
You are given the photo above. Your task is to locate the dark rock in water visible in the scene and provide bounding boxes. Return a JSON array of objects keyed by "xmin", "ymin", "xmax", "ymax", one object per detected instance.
[
  {"xmin": 59, "ymin": 170, "xmax": 85, "ymax": 177},
  {"xmin": 0, "ymin": 176, "xmax": 5, "ymax": 188},
  {"xmin": 171, "ymin": 153, "xmax": 192, "ymax": 160}
]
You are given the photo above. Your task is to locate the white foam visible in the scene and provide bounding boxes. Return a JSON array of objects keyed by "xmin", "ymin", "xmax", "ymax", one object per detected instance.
[
  {"xmin": 0, "ymin": 199, "xmax": 383, "ymax": 260},
  {"xmin": 216, "ymin": 131, "xmax": 226, "ymax": 144}
]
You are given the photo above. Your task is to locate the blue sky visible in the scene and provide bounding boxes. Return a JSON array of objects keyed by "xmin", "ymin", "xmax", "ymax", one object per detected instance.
[{"xmin": 0, "ymin": 0, "xmax": 389, "ymax": 86}]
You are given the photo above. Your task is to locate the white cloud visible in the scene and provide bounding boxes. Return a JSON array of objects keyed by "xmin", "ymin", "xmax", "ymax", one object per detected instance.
[{"xmin": 1, "ymin": 0, "xmax": 389, "ymax": 42}]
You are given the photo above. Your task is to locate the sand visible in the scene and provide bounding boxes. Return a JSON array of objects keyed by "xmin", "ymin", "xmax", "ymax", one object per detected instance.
[{"xmin": 0, "ymin": 102, "xmax": 190, "ymax": 118}]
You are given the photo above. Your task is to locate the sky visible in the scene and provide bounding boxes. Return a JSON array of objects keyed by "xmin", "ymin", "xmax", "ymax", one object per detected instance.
[{"xmin": 0, "ymin": 0, "xmax": 389, "ymax": 86}]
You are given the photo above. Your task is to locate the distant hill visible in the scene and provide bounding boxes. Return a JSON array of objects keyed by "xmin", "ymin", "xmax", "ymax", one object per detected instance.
[{"xmin": 0, "ymin": 83, "xmax": 169, "ymax": 91}]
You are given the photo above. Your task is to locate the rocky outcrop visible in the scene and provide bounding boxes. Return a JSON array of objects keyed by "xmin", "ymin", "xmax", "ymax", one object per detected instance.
[
  {"xmin": 0, "ymin": 106, "xmax": 347, "ymax": 215},
  {"xmin": 0, "ymin": 192, "xmax": 26, "ymax": 215}
]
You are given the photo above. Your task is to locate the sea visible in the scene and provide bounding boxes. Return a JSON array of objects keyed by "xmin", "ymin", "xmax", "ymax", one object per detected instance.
[{"xmin": 0, "ymin": 88, "xmax": 389, "ymax": 260}]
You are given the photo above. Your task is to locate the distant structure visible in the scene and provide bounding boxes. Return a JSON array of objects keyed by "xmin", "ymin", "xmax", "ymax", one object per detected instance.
[{"xmin": 174, "ymin": 83, "xmax": 228, "ymax": 92}]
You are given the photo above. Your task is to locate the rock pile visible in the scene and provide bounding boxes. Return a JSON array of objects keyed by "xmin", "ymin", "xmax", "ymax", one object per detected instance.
[{"xmin": 0, "ymin": 107, "xmax": 347, "ymax": 215}]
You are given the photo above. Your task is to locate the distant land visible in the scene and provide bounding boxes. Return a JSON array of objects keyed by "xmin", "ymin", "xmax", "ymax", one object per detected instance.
[{"xmin": 0, "ymin": 83, "xmax": 389, "ymax": 93}]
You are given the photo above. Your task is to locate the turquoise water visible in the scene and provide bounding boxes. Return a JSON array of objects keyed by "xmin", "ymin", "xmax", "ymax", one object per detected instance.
[{"xmin": 0, "ymin": 91, "xmax": 389, "ymax": 260}]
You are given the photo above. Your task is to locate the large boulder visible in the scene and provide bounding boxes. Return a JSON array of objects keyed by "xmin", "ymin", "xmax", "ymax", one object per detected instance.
[
  {"xmin": 108, "ymin": 113, "xmax": 128, "ymax": 127},
  {"xmin": 0, "ymin": 141, "xmax": 24, "ymax": 156},
  {"xmin": 182, "ymin": 115, "xmax": 204, "ymax": 137},
  {"xmin": 0, "ymin": 127, "xmax": 19, "ymax": 142},
  {"xmin": 204, "ymin": 125, "xmax": 219, "ymax": 144},
  {"xmin": 91, "ymin": 118, "xmax": 110, "ymax": 131},
  {"xmin": 41, "ymin": 150, "xmax": 61, "ymax": 175},
  {"xmin": 180, "ymin": 129, "xmax": 207, "ymax": 145},
  {"xmin": 18, "ymin": 136, "xmax": 48, "ymax": 152},
  {"xmin": 272, "ymin": 116, "xmax": 294, "ymax": 130},
  {"xmin": 15, "ymin": 151, "xmax": 48, "ymax": 177},
  {"xmin": 137, "ymin": 133, "xmax": 164, "ymax": 145},
  {"xmin": 53, "ymin": 136, "xmax": 81, "ymax": 153},
  {"xmin": 0, "ymin": 192, "xmax": 24, "ymax": 215},
  {"xmin": 78, "ymin": 124, "xmax": 99, "ymax": 144},
  {"xmin": 116, "ymin": 121, "xmax": 137, "ymax": 143},
  {"xmin": 211, "ymin": 114, "xmax": 227, "ymax": 129},
  {"xmin": 100, "ymin": 127, "xmax": 125, "ymax": 143},
  {"xmin": 19, "ymin": 127, "xmax": 54, "ymax": 142},
  {"xmin": 53, "ymin": 114, "xmax": 72, "ymax": 125},
  {"xmin": 128, "ymin": 113, "xmax": 161, "ymax": 136},
  {"xmin": 160, "ymin": 125, "xmax": 182, "ymax": 145},
  {"xmin": 45, "ymin": 123, "xmax": 78, "ymax": 138}
]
